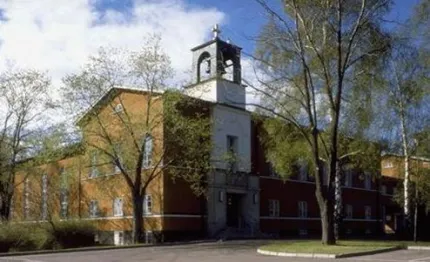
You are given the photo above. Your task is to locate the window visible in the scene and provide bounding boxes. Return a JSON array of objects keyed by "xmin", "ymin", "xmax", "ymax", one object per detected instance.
[
  {"xmin": 113, "ymin": 103, "xmax": 123, "ymax": 114},
  {"xmin": 364, "ymin": 173, "xmax": 372, "ymax": 190},
  {"xmin": 114, "ymin": 162, "xmax": 121, "ymax": 174},
  {"xmin": 253, "ymin": 193, "xmax": 258, "ymax": 204},
  {"xmin": 142, "ymin": 135, "xmax": 153, "ymax": 168},
  {"xmin": 23, "ymin": 178, "xmax": 30, "ymax": 220},
  {"xmin": 143, "ymin": 195, "xmax": 152, "ymax": 214},
  {"xmin": 219, "ymin": 191, "xmax": 224, "ymax": 202},
  {"xmin": 41, "ymin": 174, "xmax": 48, "ymax": 220},
  {"xmin": 298, "ymin": 201, "xmax": 308, "ymax": 218},
  {"xmin": 89, "ymin": 200, "xmax": 99, "ymax": 218},
  {"xmin": 145, "ymin": 231, "xmax": 153, "ymax": 244},
  {"xmin": 60, "ymin": 189, "xmax": 68, "ymax": 219},
  {"xmin": 344, "ymin": 168, "xmax": 353, "ymax": 187},
  {"xmin": 298, "ymin": 160, "xmax": 308, "ymax": 181},
  {"xmin": 90, "ymin": 152, "xmax": 99, "ymax": 178},
  {"xmin": 114, "ymin": 231, "xmax": 125, "ymax": 246},
  {"xmin": 113, "ymin": 144, "xmax": 122, "ymax": 174},
  {"xmin": 226, "ymin": 135, "xmax": 238, "ymax": 172},
  {"xmin": 365, "ymin": 206, "xmax": 372, "ymax": 220},
  {"xmin": 345, "ymin": 204, "xmax": 353, "ymax": 219},
  {"xmin": 383, "ymin": 161, "xmax": 393, "ymax": 168},
  {"xmin": 381, "ymin": 185, "xmax": 387, "ymax": 195},
  {"xmin": 268, "ymin": 199, "xmax": 280, "ymax": 217},
  {"xmin": 113, "ymin": 198, "xmax": 123, "ymax": 217},
  {"xmin": 60, "ymin": 168, "xmax": 68, "ymax": 189}
]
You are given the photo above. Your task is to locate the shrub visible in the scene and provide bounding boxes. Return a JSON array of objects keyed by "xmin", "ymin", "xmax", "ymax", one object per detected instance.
[
  {"xmin": 48, "ymin": 220, "xmax": 96, "ymax": 249},
  {"xmin": 0, "ymin": 223, "xmax": 51, "ymax": 252}
]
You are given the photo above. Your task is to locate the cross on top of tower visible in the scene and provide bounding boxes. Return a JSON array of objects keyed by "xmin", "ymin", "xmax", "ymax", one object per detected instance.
[{"xmin": 212, "ymin": 24, "xmax": 221, "ymax": 40}]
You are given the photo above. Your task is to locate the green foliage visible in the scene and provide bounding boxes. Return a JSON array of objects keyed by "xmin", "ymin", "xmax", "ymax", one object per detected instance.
[
  {"xmin": 48, "ymin": 220, "xmax": 96, "ymax": 249},
  {"xmin": 163, "ymin": 90, "xmax": 213, "ymax": 196},
  {"xmin": 0, "ymin": 220, "xmax": 96, "ymax": 253},
  {"xmin": 0, "ymin": 223, "xmax": 51, "ymax": 252},
  {"xmin": 257, "ymin": 116, "xmax": 313, "ymax": 178},
  {"xmin": 337, "ymin": 136, "xmax": 382, "ymax": 175}
]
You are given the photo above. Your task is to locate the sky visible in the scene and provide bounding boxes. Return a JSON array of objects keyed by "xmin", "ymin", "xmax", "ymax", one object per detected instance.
[{"xmin": 0, "ymin": 0, "xmax": 422, "ymax": 125}]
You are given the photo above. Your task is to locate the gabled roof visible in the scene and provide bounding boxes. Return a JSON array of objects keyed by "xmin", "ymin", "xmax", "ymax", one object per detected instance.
[{"xmin": 75, "ymin": 86, "xmax": 164, "ymax": 127}]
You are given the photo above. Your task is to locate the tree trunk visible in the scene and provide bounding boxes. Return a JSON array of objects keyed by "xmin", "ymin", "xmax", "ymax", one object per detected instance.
[
  {"xmin": 311, "ymin": 129, "xmax": 336, "ymax": 245},
  {"xmin": 318, "ymin": 197, "xmax": 336, "ymax": 245},
  {"xmin": 334, "ymin": 162, "xmax": 342, "ymax": 239},
  {"xmin": 132, "ymin": 190, "xmax": 143, "ymax": 244},
  {"xmin": 414, "ymin": 185, "xmax": 418, "ymax": 242},
  {"xmin": 399, "ymin": 106, "xmax": 411, "ymax": 236}
]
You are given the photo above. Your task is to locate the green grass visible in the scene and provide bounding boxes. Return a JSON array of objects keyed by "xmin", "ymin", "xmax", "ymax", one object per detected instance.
[{"xmin": 259, "ymin": 240, "xmax": 402, "ymax": 255}]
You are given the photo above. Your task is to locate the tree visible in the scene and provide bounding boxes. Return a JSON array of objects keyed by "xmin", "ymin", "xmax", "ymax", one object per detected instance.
[
  {"xmin": 382, "ymin": 43, "xmax": 429, "ymax": 236},
  {"xmin": 249, "ymin": 0, "xmax": 391, "ymax": 244},
  {"xmin": 61, "ymin": 35, "xmax": 212, "ymax": 243},
  {"xmin": 0, "ymin": 70, "xmax": 53, "ymax": 221},
  {"xmin": 410, "ymin": 156, "xmax": 430, "ymax": 242}
]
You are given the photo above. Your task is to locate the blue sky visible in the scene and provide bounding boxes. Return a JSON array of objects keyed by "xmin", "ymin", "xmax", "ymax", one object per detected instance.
[
  {"xmin": 0, "ymin": 0, "xmax": 423, "ymax": 126},
  {"xmin": 0, "ymin": 0, "xmax": 422, "ymax": 90},
  {"xmin": 92, "ymin": 0, "xmax": 421, "ymax": 54}
]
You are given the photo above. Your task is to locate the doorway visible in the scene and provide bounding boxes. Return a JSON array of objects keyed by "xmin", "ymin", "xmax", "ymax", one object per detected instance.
[{"xmin": 226, "ymin": 193, "xmax": 241, "ymax": 227}]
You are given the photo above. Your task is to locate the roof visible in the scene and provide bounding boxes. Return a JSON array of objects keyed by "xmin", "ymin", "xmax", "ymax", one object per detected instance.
[
  {"xmin": 75, "ymin": 83, "xmax": 256, "ymax": 127},
  {"xmin": 75, "ymin": 86, "xmax": 164, "ymax": 126},
  {"xmin": 190, "ymin": 37, "xmax": 242, "ymax": 52},
  {"xmin": 381, "ymin": 152, "xmax": 430, "ymax": 162}
]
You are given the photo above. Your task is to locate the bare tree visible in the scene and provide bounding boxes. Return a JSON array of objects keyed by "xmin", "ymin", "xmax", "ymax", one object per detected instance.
[
  {"xmin": 249, "ymin": 0, "xmax": 391, "ymax": 244},
  {"xmin": 0, "ymin": 70, "xmax": 52, "ymax": 221},
  {"xmin": 62, "ymin": 35, "xmax": 212, "ymax": 243}
]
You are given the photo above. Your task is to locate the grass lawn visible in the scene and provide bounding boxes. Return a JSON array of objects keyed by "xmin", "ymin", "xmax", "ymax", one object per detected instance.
[{"xmin": 259, "ymin": 240, "xmax": 402, "ymax": 255}]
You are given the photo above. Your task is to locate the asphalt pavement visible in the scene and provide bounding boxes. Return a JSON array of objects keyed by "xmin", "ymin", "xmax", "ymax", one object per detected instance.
[{"xmin": 1, "ymin": 240, "xmax": 430, "ymax": 262}]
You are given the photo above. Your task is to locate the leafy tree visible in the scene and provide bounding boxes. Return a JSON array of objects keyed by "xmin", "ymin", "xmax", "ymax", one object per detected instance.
[
  {"xmin": 61, "ymin": 35, "xmax": 212, "ymax": 243},
  {"xmin": 249, "ymin": 0, "xmax": 391, "ymax": 244},
  {"xmin": 382, "ymin": 42, "xmax": 429, "ymax": 235}
]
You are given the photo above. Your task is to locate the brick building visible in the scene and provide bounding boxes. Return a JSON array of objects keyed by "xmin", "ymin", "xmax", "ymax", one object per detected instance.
[{"xmin": 10, "ymin": 29, "xmax": 419, "ymax": 245}]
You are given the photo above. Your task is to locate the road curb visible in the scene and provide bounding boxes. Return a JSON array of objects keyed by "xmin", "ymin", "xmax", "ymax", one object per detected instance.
[
  {"xmin": 257, "ymin": 246, "xmax": 402, "ymax": 259},
  {"xmin": 257, "ymin": 249, "xmax": 336, "ymax": 259},
  {"xmin": 336, "ymin": 246, "xmax": 402, "ymax": 258},
  {"xmin": 0, "ymin": 239, "xmax": 217, "ymax": 258},
  {"xmin": 407, "ymin": 246, "xmax": 430, "ymax": 251}
]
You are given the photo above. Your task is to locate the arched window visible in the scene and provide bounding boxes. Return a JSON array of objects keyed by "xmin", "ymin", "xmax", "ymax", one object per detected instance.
[
  {"xmin": 197, "ymin": 52, "xmax": 211, "ymax": 82},
  {"xmin": 142, "ymin": 135, "xmax": 153, "ymax": 168}
]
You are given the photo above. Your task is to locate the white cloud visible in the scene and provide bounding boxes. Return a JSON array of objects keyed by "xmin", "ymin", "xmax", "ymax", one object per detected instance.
[{"xmin": 0, "ymin": 0, "xmax": 225, "ymax": 112}]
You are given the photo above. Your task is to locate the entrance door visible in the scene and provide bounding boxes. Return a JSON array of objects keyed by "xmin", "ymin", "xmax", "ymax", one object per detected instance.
[{"xmin": 226, "ymin": 194, "xmax": 240, "ymax": 227}]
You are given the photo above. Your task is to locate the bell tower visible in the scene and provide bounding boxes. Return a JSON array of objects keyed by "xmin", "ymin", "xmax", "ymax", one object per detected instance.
[{"xmin": 186, "ymin": 24, "xmax": 246, "ymax": 108}]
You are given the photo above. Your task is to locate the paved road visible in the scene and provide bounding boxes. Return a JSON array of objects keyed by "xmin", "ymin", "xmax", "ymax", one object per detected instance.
[{"xmin": 1, "ymin": 240, "xmax": 430, "ymax": 262}]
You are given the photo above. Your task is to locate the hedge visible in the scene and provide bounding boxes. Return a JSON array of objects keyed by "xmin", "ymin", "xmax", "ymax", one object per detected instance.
[{"xmin": 0, "ymin": 220, "xmax": 97, "ymax": 253}]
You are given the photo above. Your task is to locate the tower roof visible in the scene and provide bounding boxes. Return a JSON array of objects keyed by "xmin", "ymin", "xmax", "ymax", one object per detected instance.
[{"xmin": 190, "ymin": 38, "xmax": 242, "ymax": 52}]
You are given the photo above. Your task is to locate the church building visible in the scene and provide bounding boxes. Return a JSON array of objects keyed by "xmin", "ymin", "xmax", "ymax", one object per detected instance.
[{"xmin": 10, "ymin": 25, "xmax": 407, "ymax": 245}]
